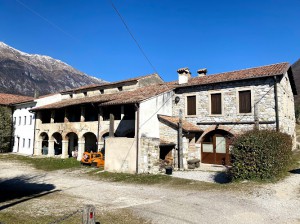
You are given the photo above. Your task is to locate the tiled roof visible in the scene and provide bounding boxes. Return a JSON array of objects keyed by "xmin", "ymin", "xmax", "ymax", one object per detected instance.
[
  {"xmin": 100, "ymin": 83, "xmax": 175, "ymax": 106},
  {"xmin": 158, "ymin": 115, "xmax": 203, "ymax": 132},
  {"xmin": 32, "ymin": 83, "xmax": 175, "ymax": 111},
  {"xmin": 160, "ymin": 139, "xmax": 176, "ymax": 146},
  {"xmin": 175, "ymin": 62, "xmax": 290, "ymax": 88},
  {"xmin": 0, "ymin": 93, "xmax": 33, "ymax": 106},
  {"xmin": 60, "ymin": 73, "xmax": 160, "ymax": 94}
]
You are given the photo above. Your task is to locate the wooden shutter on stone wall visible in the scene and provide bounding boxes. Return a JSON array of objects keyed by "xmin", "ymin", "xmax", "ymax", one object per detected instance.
[
  {"xmin": 187, "ymin": 95, "xmax": 196, "ymax": 115},
  {"xmin": 211, "ymin": 93, "xmax": 221, "ymax": 114},
  {"xmin": 239, "ymin": 90, "xmax": 251, "ymax": 113}
]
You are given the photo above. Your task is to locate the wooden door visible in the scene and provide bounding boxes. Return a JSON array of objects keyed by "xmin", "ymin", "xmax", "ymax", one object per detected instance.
[{"xmin": 201, "ymin": 134, "xmax": 229, "ymax": 165}]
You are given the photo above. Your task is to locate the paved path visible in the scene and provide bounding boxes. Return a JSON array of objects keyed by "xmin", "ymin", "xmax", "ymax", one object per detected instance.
[{"xmin": 0, "ymin": 161, "xmax": 299, "ymax": 224}]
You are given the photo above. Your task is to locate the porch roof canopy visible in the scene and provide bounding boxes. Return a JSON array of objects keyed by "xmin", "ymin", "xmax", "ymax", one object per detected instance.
[{"xmin": 158, "ymin": 114, "xmax": 203, "ymax": 133}]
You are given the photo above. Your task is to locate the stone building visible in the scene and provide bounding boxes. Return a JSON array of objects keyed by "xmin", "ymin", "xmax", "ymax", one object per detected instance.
[
  {"xmin": 30, "ymin": 74, "xmax": 174, "ymax": 174},
  {"xmin": 159, "ymin": 62, "xmax": 297, "ymax": 167},
  {"xmin": 15, "ymin": 62, "xmax": 297, "ymax": 173},
  {"xmin": 0, "ymin": 93, "xmax": 33, "ymax": 154}
]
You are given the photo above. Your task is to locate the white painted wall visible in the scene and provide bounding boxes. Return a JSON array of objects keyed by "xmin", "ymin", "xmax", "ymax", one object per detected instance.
[
  {"xmin": 35, "ymin": 93, "xmax": 62, "ymax": 107},
  {"xmin": 139, "ymin": 91, "xmax": 173, "ymax": 138},
  {"xmin": 12, "ymin": 101, "xmax": 36, "ymax": 155}
]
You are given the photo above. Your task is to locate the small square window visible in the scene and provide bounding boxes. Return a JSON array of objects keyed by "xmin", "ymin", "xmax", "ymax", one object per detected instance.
[
  {"xmin": 69, "ymin": 94, "xmax": 73, "ymax": 98},
  {"xmin": 118, "ymin": 86, "xmax": 123, "ymax": 91},
  {"xmin": 100, "ymin": 89, "xmax": 104, "ymax": 94},
  {"xmin": 83, "ymin": 92, "xmax": 87, "ymax": 96}
]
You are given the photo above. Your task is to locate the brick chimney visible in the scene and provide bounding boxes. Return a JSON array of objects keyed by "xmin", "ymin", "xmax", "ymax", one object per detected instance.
[
  {"xmin": 197, "ymin": 68, "xmax": 207, "ymax": 77},
  {"xmin": 177, "ymin": 67, "xmax": 191, "ymax": 84}
]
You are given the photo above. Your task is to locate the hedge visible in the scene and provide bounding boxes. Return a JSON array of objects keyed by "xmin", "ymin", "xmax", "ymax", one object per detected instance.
[{"xmin": 229, "ymin": 130, "xmax": 292, "ymax": 180}]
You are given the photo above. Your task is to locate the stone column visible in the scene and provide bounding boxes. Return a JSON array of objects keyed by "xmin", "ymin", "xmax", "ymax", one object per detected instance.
[
  {"xmin": 48, "ymin": 140, "xmax": 55, "ymax": 157},
  {"xmin": 195, "ymin": 143, "xmax": 201, "ymax": 160},
  {"xmin": 98, "ymin": 142, "xmax": 104, "ymax": 152},
  {"xmin": 50, "ymin": 110, "xmax": 55, "ymax": 123},
  {"xmin": 35, "ymin": 140, "xmax": 42, "ymax": 156},
  {"xmin": 64, "ymin": 109, "xmax": 69, "ymax": 123},
  {"xmin": 121, "ymin": 105, "xmax": 124, "ymax": 119},
  {"xmin": 182, "ymin": 137, "xmax": 189, "ymax": 169},
  {"xmin": 80, "ymin": 106, "xmax": 85, "ymax": 122},
  {"xmin": 77, "ymin": 140, "xmax": 85, "ymax": 161},
  {"xmin": 61, "ymin": 140, "xmax": 69, "ymax": 159}
]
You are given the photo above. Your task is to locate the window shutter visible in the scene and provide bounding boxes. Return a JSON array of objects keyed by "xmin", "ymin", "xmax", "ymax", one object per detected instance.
[
  {"xmin": 211, "ymin": 93, "xmax": 221, "ymax": 114},
  {"xmin": 239, "ymin": 90, "xmax": 251, "ymax": 113},
  {"xmin": 187, "ymin": 96, "xmax": 196, "ymax": 115}
]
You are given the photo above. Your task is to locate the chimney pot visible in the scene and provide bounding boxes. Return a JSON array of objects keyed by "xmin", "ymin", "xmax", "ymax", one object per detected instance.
[
  {"xmin": 197, "ymin": 68, "xmax": 207, "ymax": 77},
  {"xmin": 177, "ymin": 67, "xmax": 191, "ymax": 84}
]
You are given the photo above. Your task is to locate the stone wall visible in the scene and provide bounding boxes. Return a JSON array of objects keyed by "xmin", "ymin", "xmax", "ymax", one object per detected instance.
[
  {"xmin": 138, "ymin": 137, "xmax": 160, "ymax": 174},
  {"xmin": 173, "ymin": 77, "xmax": 279, "ymax": 135}
]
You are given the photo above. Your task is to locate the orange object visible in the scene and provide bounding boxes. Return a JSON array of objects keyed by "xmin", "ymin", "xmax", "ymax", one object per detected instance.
[{"xmin": 81, "ymin": 151, "xmax": 105, "ymax": 168}]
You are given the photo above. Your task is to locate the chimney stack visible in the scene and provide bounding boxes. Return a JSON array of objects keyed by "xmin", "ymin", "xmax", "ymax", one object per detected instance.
[
  {"xmin": 177, "ymin": 67, "xmax": 191, "ymax": 84},
  {"xmin": 197, "ymin": 68, "xmax": 207, "ymax": 77}
]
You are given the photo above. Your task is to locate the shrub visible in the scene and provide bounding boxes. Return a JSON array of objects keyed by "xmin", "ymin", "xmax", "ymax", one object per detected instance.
[
  {"xmin": 229, "ymin": 130, "xmax": 292, "ymax": 180},
  {"xmin": 0, "ymin": 106, "xmax": 13, "ymax": 153}
]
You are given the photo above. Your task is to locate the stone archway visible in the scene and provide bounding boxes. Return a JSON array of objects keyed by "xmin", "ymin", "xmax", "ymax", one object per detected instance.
[
  {"xmin": 66, "ymin": 132, "xmax": 78, "ymax": 157},
  {"xmin": 52, "ymin": 132, "xmax": 62, "ymax": 155},
  {"xmin": 83, "ymin": 132, "xmax": 97, "ymax": 152},
  {"xmin": 201, "ymin": 129, "xmax": 233, "ymax": 165},
  {"xmin": 40, "ymin": 132, "xmax": 49, "ymax": 155}
]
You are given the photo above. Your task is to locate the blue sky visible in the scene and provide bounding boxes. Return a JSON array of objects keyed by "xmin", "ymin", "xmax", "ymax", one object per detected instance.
[{"xmin": 0, "ymin": 0, "xmax": 300, "ymax": 82}]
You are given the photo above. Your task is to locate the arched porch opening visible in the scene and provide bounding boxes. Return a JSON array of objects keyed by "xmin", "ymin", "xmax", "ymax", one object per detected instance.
[
  {"xmin": 66, "ymin": 132, "xmax": 78, "ymax": 157},
  {"xmin": 100, "ymin": 132, "xmax": 110, "ymax": 156},
  {"xmin": 201, "ymin": 129, "xmax": 233, "ymax": 165},
  {"xmin": 83, "ymin": 132, "xmax": 97, "ymax": 152},
  {"xmin": 52, "ymin": 132, "xmax": 62, "ymax": 155},
  {"xmin": 40, "ymin": 132, "xmax": 49, "ymax": 155}
]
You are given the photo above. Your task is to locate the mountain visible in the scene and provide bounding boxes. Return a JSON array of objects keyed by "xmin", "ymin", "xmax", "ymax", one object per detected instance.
[
  {"xmin": 0, "ymin": 42, "xmax": 105, "ymax": 97},
  {"xmin": 292, "ymin": 59, "xmax": 300, "ymax": 106}
]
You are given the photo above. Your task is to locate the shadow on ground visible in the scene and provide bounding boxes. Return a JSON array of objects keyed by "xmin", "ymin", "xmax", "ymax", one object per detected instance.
[
  {"xmin": 289, "ymin": 168, "xmax": 300, "ymax": 174},
  {"xmin": 213, "ymin": 172, "xmax": 231, "ymax": 184},
  {"xmin": 0, "ymin": 175, "xmax": 57, "ymax": 210}
]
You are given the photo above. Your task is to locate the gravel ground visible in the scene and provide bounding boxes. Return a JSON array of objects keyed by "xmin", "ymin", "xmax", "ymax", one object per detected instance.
[{"xmin": 0, "ymin": 161, "xmax": 300, "ymax": 224}]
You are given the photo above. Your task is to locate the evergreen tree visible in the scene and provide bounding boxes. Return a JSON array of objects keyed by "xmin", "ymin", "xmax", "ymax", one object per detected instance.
[{"xmin": 0, "ymin": 106, "xmax": 12, "ymax": 152}]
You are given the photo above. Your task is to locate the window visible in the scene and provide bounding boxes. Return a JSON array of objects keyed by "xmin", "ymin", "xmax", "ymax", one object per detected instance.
[
  {"xmin": 69, "ymin": 94, "xmax": 73, "ymax": 98},
  {"xmin": 239, "ymin": 90, "xmax": 251, "ymax": 113},
  {"xmin": 83, "ymin": 92, "xmax": 87, "ymax": 96},
  {"xmin": 29, "ymin": 115, "xmax": 33, "ymax": 125},
  {"xmin": 24, "ymin": 116, "xmax": 26, "ymax": 125},
  {"xmin": 100, "ymin": 89, "xmax": 104, "ymax": 94},
  {"xmin": 23, "ymin": 138, "xmax": 25, "ymax": 148},
  {"xmin": 118, "ymin": 86, "xmax": 123, "ymax": 91},
  {"xmin": 186, "ymin": 95, "xmax": 196, "ymax": 115},
  {"xmin": 13, "ymin": 117, "xmax": 16, "ymax": 125},
  {"xmin": 211, "ymin": 93, "xmax": 222, "ymax": 115},
  {"xmin": 28, "ymin": 139, "xmax": 31, "ymax": 148},
  {"xmin": 19, "ymin": 116, "xmax": 21, "ymax": 125}
]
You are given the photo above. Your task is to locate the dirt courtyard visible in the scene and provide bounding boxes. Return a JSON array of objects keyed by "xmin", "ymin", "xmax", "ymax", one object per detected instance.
[{"xmin": 0, "ymin": 160, "xmax": 299, "ymax": 224}]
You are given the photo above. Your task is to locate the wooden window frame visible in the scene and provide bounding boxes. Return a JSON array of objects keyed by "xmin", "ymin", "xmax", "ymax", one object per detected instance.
[
  {"xmin": 185, "ymin": 94, "xmax": 197, "ymax": 117},
  {"xmin": 237, "ymin": 88, "xmax": 253, "ymax": 115},
  {"xmin": 209, "ymin": 92, "xmax": 223, "ymax": 116}
]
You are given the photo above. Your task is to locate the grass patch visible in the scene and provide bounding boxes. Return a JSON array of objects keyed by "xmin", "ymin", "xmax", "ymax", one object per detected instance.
[
  {"xmin": 0, "ymin": 153, "xmax": 81, "ymax": 171},
  {"xmin": 87, "ymin": 170, "xmax": 261, "ymax": 192},
  {"xmin": 0, "ymin": 208, "xmax": 149, "ymax": 224}
]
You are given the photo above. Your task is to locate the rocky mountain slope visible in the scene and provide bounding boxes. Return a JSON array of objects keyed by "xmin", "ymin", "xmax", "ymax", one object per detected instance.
[{"xmin": 0, "ymin": 42, "xmax": 104, "ymax": 96}]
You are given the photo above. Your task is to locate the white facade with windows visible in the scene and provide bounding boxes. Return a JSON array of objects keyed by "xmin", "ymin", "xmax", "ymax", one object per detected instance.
[{"xmin": 12, "ymin": 101, "xmax": 36, "ymax": 154}]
